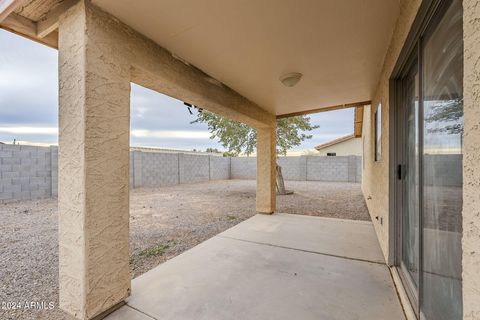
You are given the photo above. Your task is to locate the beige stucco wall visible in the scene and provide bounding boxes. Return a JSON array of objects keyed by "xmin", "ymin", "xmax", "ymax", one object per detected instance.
[
  {"xmin": 361, "ymin": 0, "xmax": 422, "ymax": 262},
  {"xmin": 58, "ymin": 5, "xmax": 88, "ymax": 316},
  {"xmin": 463, "ymin": 0, "xmax": 480, "ymax": 318},
  {"xmin": 316, "ymin": 137, "xmax": 362, "ymax": 156}
]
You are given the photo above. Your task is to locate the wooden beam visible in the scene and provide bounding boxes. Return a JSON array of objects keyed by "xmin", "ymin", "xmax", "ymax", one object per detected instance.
[
  {"xmin": 354, "ymin": 106, "xmax": 364, "ymax": 137},
  {"xmin": 0, "ymin": 0, "xmax": 22, "ymax": 23},
  {"xmin": 37, "ymin": 0, "xmax": 77, "ymax": 38},
  {"xmin": 0, "ymin": 12, "xmax": 58, "ymax": 48},
  {"xmin": 276, "ymin": 100, "xmax": 371, "ymax": 119}
]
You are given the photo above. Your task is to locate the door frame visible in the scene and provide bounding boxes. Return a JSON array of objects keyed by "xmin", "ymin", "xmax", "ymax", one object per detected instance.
[
  {"xmin": 388, "ymin": 0, "xmax": 455, "ymax": 318},
  {"xmin": 394, "ymin": 50, "xmax": 423, "ymax": 316}
]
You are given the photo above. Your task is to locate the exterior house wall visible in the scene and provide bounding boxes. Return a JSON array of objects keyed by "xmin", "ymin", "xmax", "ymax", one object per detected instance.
[
  {"xmin": 316, "ymin": 137, "xmax": 363, "ymax": 156},
  {"xmin": 361, "ymin": 0, "xmax": 422, "ymax": 262}
]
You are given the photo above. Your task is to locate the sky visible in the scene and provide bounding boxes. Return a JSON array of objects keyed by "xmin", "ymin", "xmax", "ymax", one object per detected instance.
[{"xmin": 0, "ymin": 29, "xmax": 354, "ymax": 154}]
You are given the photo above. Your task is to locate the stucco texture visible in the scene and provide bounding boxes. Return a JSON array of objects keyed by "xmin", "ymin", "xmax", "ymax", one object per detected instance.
[
  {"xmin": 361, "ymin": 0, "xmax": 422, "ymax": 262},
  {"xmin": 59, "ymin": 2, "xmax": 132, "ymax": 319},
  {"xmin": 463, "ymin": 0, "xmax": 480, "ymax": 318}
]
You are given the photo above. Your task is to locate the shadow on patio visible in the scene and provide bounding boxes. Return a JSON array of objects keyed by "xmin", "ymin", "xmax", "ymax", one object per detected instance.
[{"xmin": 107, "ymin": 213, "xmax": 405, "ymax": 320}]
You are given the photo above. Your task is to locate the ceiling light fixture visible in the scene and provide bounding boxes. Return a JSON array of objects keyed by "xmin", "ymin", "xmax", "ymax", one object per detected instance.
[{"xmin": 279, "ymin": 72, "xmax": 303, "ymax": 87}]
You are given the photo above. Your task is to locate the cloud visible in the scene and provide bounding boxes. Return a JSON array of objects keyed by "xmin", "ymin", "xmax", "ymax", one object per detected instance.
[
  {"xmin": 3, "ymin": 140, "xmax": 56, "ymax": 147},
  {"xmin": 0, "ymin": 30, "xmax": 58, "ymax": 125},
  {"xmin": 0, "ymin": 29, "xmax": 355, "ymax": 152},
  {"xmin": 0, "ymin": 126, "xmax": 58, "ymax": 135},
  {"xmin": 131, "ymin": 129, "xmax": 211, "ymax": 139}
]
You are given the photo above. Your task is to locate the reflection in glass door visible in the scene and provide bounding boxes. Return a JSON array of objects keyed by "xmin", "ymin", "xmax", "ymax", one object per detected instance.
[
  {"xmin": 421, "ymin": 0, "xmax": 463, "ymax": 319},
  {"xmin": 401, "ymin": 62, "xmax": 419, "ymax": 292},
  {"xmin": 396, "ymin": 1, "xmax": 463, "ymax": 319}
]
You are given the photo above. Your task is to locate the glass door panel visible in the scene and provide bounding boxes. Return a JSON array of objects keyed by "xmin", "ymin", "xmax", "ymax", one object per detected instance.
[
  {"xmin": 401, "ymin": 64, "xmax": 420, "ymax": 291},
  {"xmin": 396, "ymin": 1, "xmax": 464, "ymax": 318},
  {"xmin": 421, "ymin": 0, "xmax": 463, "ymax": 319}
]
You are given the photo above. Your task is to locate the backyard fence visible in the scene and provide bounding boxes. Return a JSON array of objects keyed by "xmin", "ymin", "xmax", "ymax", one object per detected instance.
[
  {"xmin": 230, "ymin": 155, "xmax": 362, "ymax": 182},
  {"xmin": 0, "ymin": 144, "xmax": 363, "ymax": 202}
]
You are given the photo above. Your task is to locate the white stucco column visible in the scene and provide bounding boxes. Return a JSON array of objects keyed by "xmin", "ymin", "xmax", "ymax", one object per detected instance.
[
  {"xmin": 58, "ymin": 2, "xmax": 131, "ymax": 319},
  {"xmin": 463, "ymin": 1, "xmax": 480, "ymax": 319},
  {"xmin": 256, "ymin": 125, "xmax": 276, "ymax": 213}
]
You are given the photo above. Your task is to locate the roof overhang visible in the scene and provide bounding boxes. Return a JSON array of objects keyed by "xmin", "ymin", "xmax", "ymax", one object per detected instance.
[
  {"xmin": 314, "ymin": 134, "xmax": 357, "ymax": 151},
  {"xmin": 1, "ymin": 0, "xmax": 400, "ymax": 118},
  {"xmin": 354, "ymin": 106, "xmax": 364, "ymax": 138}
]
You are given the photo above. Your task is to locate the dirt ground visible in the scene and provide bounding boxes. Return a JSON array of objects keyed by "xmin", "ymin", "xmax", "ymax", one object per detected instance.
[{"xmin": 0, "ymin": 180, "xmax": 370, "ymax": 320}]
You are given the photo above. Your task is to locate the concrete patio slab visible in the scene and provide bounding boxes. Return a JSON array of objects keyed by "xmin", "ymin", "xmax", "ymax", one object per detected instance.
[
  {"xmin": 220, "ymin": 213, "xmax": 386, "ymax": 263},
  {"xmin": 105, "ymin": 214, "xmax": 404, "ymax": 320}
]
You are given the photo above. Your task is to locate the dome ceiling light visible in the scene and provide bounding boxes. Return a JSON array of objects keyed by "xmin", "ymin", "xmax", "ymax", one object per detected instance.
[{"xmin": 279, "ymin": 72, "xmax": 303, "ymax": 87}]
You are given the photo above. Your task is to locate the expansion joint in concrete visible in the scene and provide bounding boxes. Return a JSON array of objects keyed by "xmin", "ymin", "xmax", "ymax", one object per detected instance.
[
  {"xmin": 216, "ymin": 234, "xmax": 386, "ymax": 266},
  {"xmin": 123, "ymin": 305, "xmax": 157, "ymax": 320}
]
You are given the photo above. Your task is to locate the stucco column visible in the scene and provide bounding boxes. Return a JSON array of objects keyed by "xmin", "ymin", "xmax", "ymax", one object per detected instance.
[
  {"xmin": 463, "ymin": 1, "xmax": 480, "ymax": 319},
  {"xmin": 58, "ymin": 2, "xmax": 131, "ymax": 319},
  {"xmin": 256, "ymin": 125, "xmax": 276, "ymax": 213}
]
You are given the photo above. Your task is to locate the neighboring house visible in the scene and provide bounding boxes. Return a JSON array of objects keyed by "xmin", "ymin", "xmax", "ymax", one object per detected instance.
[{"xmin": 314, "ymin": 134, "xmax": 362, "ymax": 156}]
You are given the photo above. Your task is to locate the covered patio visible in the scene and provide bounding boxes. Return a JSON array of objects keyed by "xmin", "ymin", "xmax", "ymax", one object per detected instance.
[
  {"xmin": 1, "ymin": 0, "xmax": 479, "ymax": 319},
  {"xmin": 106, "ymin": 213, "xmax": 404, "ymax": 320}
]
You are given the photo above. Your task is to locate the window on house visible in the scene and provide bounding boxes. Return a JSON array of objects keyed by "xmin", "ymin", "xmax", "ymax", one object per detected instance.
[
  {"xmin": 327, "ymin": 153, "xmax": 336, "ymax": 156},
  {"xmin": 374, "ymin": 104, "xmax": 382, "ymax": 161}
]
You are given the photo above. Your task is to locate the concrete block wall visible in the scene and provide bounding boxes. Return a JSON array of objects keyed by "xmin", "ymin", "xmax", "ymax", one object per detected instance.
[
  {"xmin": 307, "ymin": 156, "xmax": 348, "ymax": 182},
  {"xmin": 130, "ymin": 152, "xmax": 231, "ymax": 188},
  {"xmin": 0, "ymin": 144, "xmax": 53, "ymax": 201},
  {"xmin": 0, "ymin": 144, "xmax": 364, "ymax": 202},
  {"xmin": 231, "ymin": 157, "xmax": 256, "ymax": 179},
  {"xmin": 138, "ymin": 151, "xmax": 180, "ymax": 188},
  {"xmin": 209, "ymin": 156, "xmax": 231, "ymax": 180},
  {"xmin": 424, "ymin": 154, "xmax": 463, "ymax": 187},
  {"xmin": 278, "ymin": 156, "xmax": 308, "ymax": 181},
  {"xmin": 0, "ymin": 145, "xmax": 232, "ymax": 202},
  {"xmin": 51, "ymin": 146, "xmax": 58, "ymax": 197},
  {"xmin": 230, "ymin": 155, "xmax": 362, "ymax": 183},
  {"xmin": 179, "ymin": 154, "xmax": 210, "ymax": 184}
]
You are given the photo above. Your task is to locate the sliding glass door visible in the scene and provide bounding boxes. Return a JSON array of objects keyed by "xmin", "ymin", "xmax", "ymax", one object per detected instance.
[
  {"xmin": 400, "ymin": 58, "xmax": 420, "ymax": 296},
  {"xmin": 396, "ymin": 0, "xmax": 463, "ymax": 319},
  {"xmin": 421, "ymin": 1, "xmax": 463, "ymax": 318}
]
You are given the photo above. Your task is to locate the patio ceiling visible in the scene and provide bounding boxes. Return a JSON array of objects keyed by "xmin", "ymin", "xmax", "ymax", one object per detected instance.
[
  {"xmin": 2, "ymin": 0, "xmax": 400, "ymax": 116},
  {"xmin": 92, "ymin": 0, "xmax": 400, "ymax": 116}
]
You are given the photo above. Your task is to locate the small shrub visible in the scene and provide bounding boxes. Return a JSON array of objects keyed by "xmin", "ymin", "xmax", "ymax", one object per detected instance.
[{"xmin": 138, "ymin": 244, "xmax": 169, "ymax": 258}]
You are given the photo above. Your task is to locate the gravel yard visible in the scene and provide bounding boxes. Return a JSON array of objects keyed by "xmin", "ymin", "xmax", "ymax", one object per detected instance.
[{"xmin": 0, "ymin": 180, "xmax": 370, "ymax": 320}]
